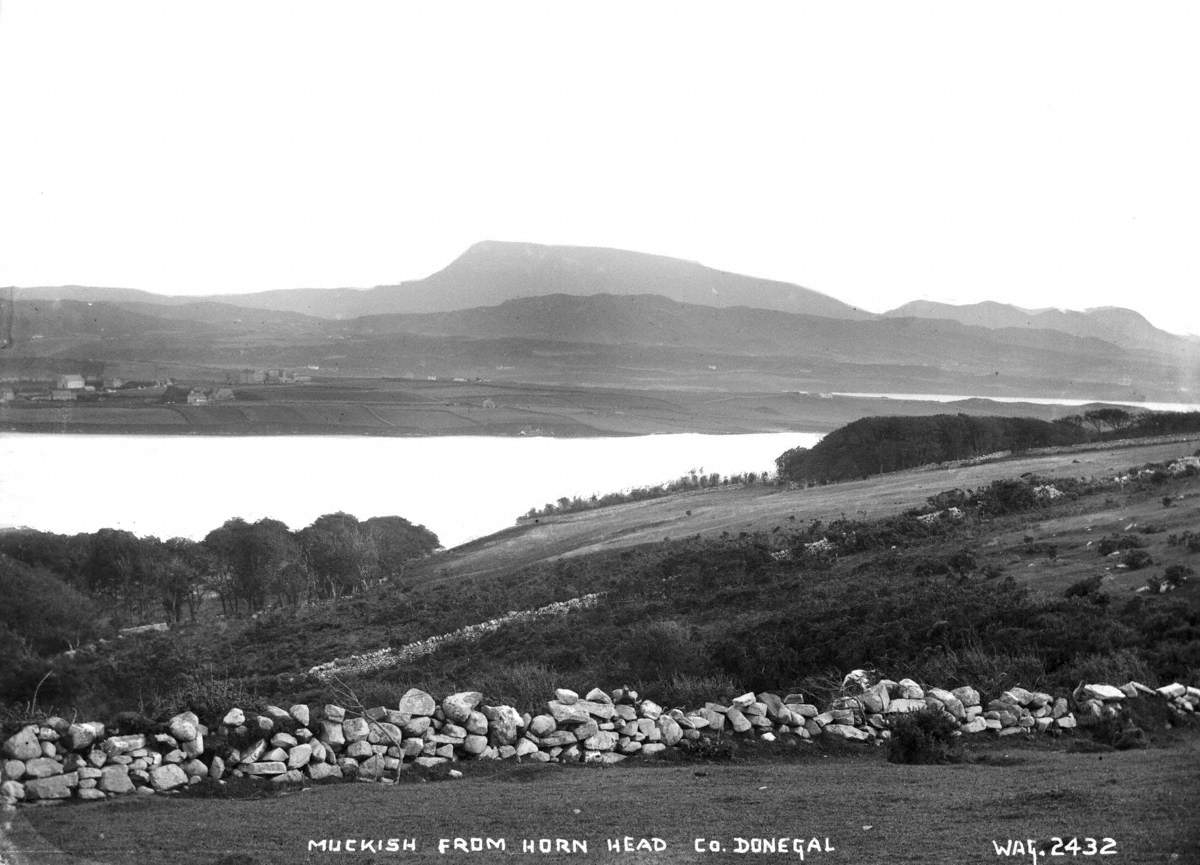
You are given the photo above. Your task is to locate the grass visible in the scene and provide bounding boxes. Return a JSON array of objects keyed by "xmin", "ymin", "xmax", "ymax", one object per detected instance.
[{"xmin": 10, "ymin": 737, "xmax": 1200, "ymax": 864}]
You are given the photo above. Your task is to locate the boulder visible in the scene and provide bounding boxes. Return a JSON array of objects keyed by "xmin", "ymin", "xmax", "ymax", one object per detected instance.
[
  {"xmin": 639, "ymin": 700, "xmax": 664, "ymax": 720},
  {"xmin": 482, "ymin": 705, "xmax": 523, "ymax": 745},
  {"xmin": 149, "ymin": 764, "xmax": 188, "ymax": 792},
  {"xmin": 554, "ymin": 688, "xmax": 580, "ymax": 705},
  {"xmin": 223, "ymin": 708, "xmax": 246, "ymax": 726},
  {"xmin": 64, "ymin": 722, "xmax": 105, "ymax": 752},
  {"xmin": 102, "ymin": 734, "xmax": 147, "ymax": 756},
  {"xmin": 443, "ymin": 692, "xmax": 484, "ymax": 724},
  {"xmin": 3, "ymin": 727, "xmax": 42, "ymax": 761},
  {"xmin": 572, "ymin": 720, "xmax": 600, "ymax": 742},
  {"xmin": 951, "ymin": 686, "xmax": 981, "ymax": 708},
  {"xmin": 823, "ymin": 724, "xmax": 871, "ymax": 741},
  {"xmin": 271, "ymin": 732, "xmax": 299, "ymax": 749},
  {"xmin": 785, "ymin": 702, "xmax": 819, "ymax": 718},
  {"xmin": 308, "ymin": 762, "xmax": 340, "ymax": 781},
  {"xmin": 346, "ymin": 741, "xmax": 374, "ymax": 759},
  {"xmin": 1056, "ymin": 715, "xmax": 1077, "ymax": 729},
  {"xmin": 960, "ymin": 718, "xmax": 988, "ymax": 734},
  {"xmin": 287, "ymin": 744, "xmax": 313, "ymax": 769},
  {"xmin": 530, "ymin": 715, "xmax": 557, "ymax": 737},
  {"xmin": 240, "ymin": 740, "xmax": 268, "ymax": 763},
  {"xmin": 289, "ymin": 705, "xmax": 311, "ymax": 727},
  {"xmin": 582, "ymin": 731, "xmax": 618, "ymax": 751},
  {"xmin": 342, "ymin": 718, "xmax": 371, "ymax": 742},
  {"xmin": 538, "ymin": 731, "xmax": 578, "ymax": 749},
  {"xmin": 887, "ymin": 698, "xmax": 927, "ymax": 714},
  {"xmin": 243, "ymin": 761, "xmax": 288, "ymax": 775},
  {"xmin": 465, "ymin": 711, "xmax": 489, "ymax": 736},
  {"xmin": 859, "ymin": 684, "xmax": 890, "ymax": 714},
  {"xmin": 515, "ymin": 739, "xmax": 540, "ymax": 758},
  {"xmin": 168, "ymin": 716, "xmax": 198, "ymax": 743},
  {"xmin": 896, "ymin": 679, "xmax": 924, "ymax": 700},
  {"xmin": 24, "ymin": 773, "xmax": 76, "ymax": 800},
  {"xmin": 927, "ymin": 689, "xmax": 965, "ymax": 720},
  {"xmin": 1081, "ymin": 684, "xmax": 1126, "ymax": 702},
  {"xmin": 208, "ymin": 756, "xmax": 226, "ymax": 781},
  {"xmin": 96, "ymin": 764, "xmax": 134, "ymax": 796},
  {"xmin": 0, "ymin": 780, "xmax": 25, "ymax": 804},
  {"xmin": 182, "ymin": 759, "xmax": 207, "ymax": 778},
  {"xmin": 640, "ymin": 743, "xmax": 667, "ymax": 756},
  {"xmin": 181, "ymin": 735, "xmax": 204, "ymax": 758},
  {"xmin": 547, "ymin": 701, "xmax": 591, "ymax": 725},
  {"xmin": 578, "ymin": 700, "xmax": 616, "ymax": 720},
  {"xmin": 657, "ymin": 717, "xmax": 684, "ymax": 747},
  {"xmin": 22, "ymin": 757, "xmax": 63, "ymax": 779},
  {"xmin": 757, "ymin": 692, "xmax": 787, "ymax": 721},
  {"xmin": 323, "ymin": 704, "xmax": 347, "ymax": 723},
  {"xmin": 1002, "ymin": 687, "xmax": 1035, "ymax": 706},
  {"xmin": 731, "ymin": 692, "xmax": 756, "ymax": 709},
  {"xmin": 2, "ymin": 759, "xmax": 25, "ymax": 780},
  {"xmin": 585, "ymin": 687, "xmax": 612, "ymax": 704},
  {"xmin": 263, "ymin": 706, "xmax": 292, "ymax": 725},
  {"xmin": 402, "ymin": 716, "xmax": 431, "ymax": 737},
  {"xmin": 463, "ymin": 735, "xmax": 489, "ymax": 755},
  {"xmin": 1157, "ymin": 683, "xmax": 1187, "ymax": 699},
  {"xmin": 725, "ymin": 708, "xmax": 752, "ymax": 734}
]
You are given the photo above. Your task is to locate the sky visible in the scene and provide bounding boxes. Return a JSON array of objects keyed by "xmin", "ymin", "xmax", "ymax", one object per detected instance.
[{"xmin": 1, "ymin": 2, "xmax": 1198, "ymax": 334}]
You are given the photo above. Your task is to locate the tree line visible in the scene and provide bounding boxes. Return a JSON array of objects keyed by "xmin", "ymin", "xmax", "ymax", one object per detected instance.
[
  {"xmin": 0, "ymin": 512, "xmax": 440, "ymax": 638},
  {"xmin": 775, "ymin": 409, "xmax": 1200, "ymax": 484},
  {"xmin": 521, "ymin": 469, "xmax": 773, "ymax": 519}
]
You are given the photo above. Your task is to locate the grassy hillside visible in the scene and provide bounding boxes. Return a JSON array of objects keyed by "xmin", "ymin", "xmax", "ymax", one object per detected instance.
[{"xmin": 7, "ymin": 437, "xmax": 1199, "ymax": 726}]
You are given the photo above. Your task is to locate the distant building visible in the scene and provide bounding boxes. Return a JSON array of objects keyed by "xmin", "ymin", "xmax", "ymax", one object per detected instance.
[
  {"xmin": 50, "ymin": 389, "xmax": 77, "ymax": 401},
  {"xmin": 0, "ymin": 387, "xmax": 14, "ymax": 402},
  {"xmin": 213, "ymin": 387, "xmax": 235, "ymax": 401},
  {"xmin": 56, "ymin": 374, "xmax": 85, "ymax": 390},
  {"xmin": 102, "ymin": 377, "xmax": 125, "ymax": 390},
  {"xmin": 186, "ymin": 387, "xmax": 210, "ymax": 405}
]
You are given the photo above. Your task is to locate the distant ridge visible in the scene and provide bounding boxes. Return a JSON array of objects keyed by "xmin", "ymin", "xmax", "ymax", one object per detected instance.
[{"xmin": 884, "ymin": 299, "xmax": 1186, "ymax": 353}]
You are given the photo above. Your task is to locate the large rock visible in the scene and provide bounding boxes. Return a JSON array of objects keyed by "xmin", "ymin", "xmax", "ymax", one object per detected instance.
[
  {"xmin": 63, "ymin": 722, "xmax": 105, "ymax": 752},
  {"xmin": 657, "ymin": 717, "xmax": 683, "ymax": 747},
  {"xmin": 358, "ymin": 754, "xmax": 387, "ymax": 780},
  {"xmin": 289, "ymin": 704, "xmax": 311, "ymax": 727},
  {"xmin": 823, "ymin": 724, "xmax": 870, "ymax": 741},
  {"xmin": 323, "ymin": 704, "xmax": 346, "ymax": 723},
  {"xmin": 24, "ymin": 773, "xmax": 76, "ymax": 800},
  {"xmin": 22, "ymin": 757, "xmax": 63, "ymax": 779},
  {"xmin": 554, "ymin": 688, "xmax": 580, "ymax": 705},
  {"xmin": 168, "ymin": 716, "xmax": 198, "ymax": 743},
  {"xmin": 887, "ymin": 698, "xmax": 927, "ymax": 714},
  {"xmin": 584, "ymin": 688, "xmax": 612, "ymax": 704},
  {"xmin": 462, "ymin": 735, "xmax": 489, "ymax": 755},
  {"xmin": 896, "ymin": 679, "xmax": 924, "ymax": 700},
  {"xmin": 548, "ymin": 701, "xmax": 591, "ymax": 725},
  {"xmin": 1081, "ymin": 684, "xmax": 1126, "ymax": 702},
  {"xmin": 530, "ymin": 715, "xmax": 557, "ymax": 737},
  {"xmin": 1001, "ymin": 687, "xmax": 1035, "ymax": 706},
  {"xmin": 223, "ymin": 708, "xmax": 246, "ymax": 726},
  {"xmin": 1158, "ymin": 683, "xmax": 1187, "ymax": 699},
  {"xmin": 960, "ymin": 718, "xmax": 988, "ymax": 734},
  {"xmin": 951, "ymin": 686, "xmax": 981, "ymax": 708},
  {"xmin": 482, "ymin": 705, "xmax": 523, "ymax": 745},
  {"xmin": 859, "ymin": 684, "xmax": 890, "ymax": 714},
  {"xmin": 927, "ymin": 688, "xmax": 966, "ymax": 720},
  {"xmin": 443, "ymin": 692, "xmax": 484, "ymax": 724},
  {"xmin": 308, "ymin": 762, "xmax": 340, "ymax": 781},
  {"xmin": 402, "ymin": 716, "xmax": 431, "ymax": 737},
  {"xmin": 102, "ymin": 734, "xmax": 147, "ymax": 756},
  {"xmin": 578, "ymin": 700, "xmax": 616, "ymax": 721},
  {"xmin": 2, "ymin": 759, "xmax": 25, "ymax": 780},
  {"xmin": 1, "ymin": 780, "xmax": 25, "ymax": 804},
  {"xmin": 725, "ymin": 708, "xmax": 752, "ymax": 734},
  {"xmin": 149, "ymin": 764, "xmax": 188, "ymax": 791},
  {"xmin": 342, "ymin": 718, "xmax": 371, "ymax": 742},
  {"xmin": 287, "ymin": 744, "xmax": 313, "ymax": 769},
  {"xmin": 398, "ymin": 689, "xmax": 436, "ymax": 717},
  {"xmin": 99, "ymin": 765, "xmax": 134, "ymax": 794},
  {"xmin": 3, "ymin": 727, "xmax": 42, "ymax": 761},
  {"xmin": 243, "ymin": 761, "xmax": 288, "ymax": 775},
  {"xmin": 639, "ymin": 700, "xmax": 663, "ymax": 720}
]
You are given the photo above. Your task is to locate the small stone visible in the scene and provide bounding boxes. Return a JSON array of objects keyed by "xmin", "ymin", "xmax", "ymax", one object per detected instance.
[
  {"xmin": 209, "ymin": 756, "xmax": 226, "ymax": 781},
  {"xmin": 243, "ymin": 761, "xmax": 288, "ymax": 775},
  {"xmin": 223, "ymin": 708, "xmax": 246, "ymax": 726},
  {"xmin": 823, "ymin": 724, "xmax": 870, "ymax": 741}
]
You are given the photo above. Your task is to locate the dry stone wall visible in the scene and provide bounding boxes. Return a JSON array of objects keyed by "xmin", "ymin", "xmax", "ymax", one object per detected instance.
[{"xmin": 3, "ymin": 678, "xmax": 1198, "ymax": 807}]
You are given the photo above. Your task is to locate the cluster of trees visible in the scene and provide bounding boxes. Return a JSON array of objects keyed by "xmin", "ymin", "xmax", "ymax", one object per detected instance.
[
  {"xmin": 0, "ymin": 512, "xmax": 440, "ymax": 643},
  {"xmin": 522, "ymin": 469, "xmax": 772, "ymax": 519},
  {"xmin": 775, "ymin": 410, "xmax": 1200, "ymax": 484}
]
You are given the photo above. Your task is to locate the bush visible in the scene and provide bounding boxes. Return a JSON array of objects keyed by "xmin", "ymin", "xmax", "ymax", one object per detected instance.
[
  {"xmin": 1121, "ymin": 549, "xmax": 1154, "ymax": 571},
  {"xmin": 1098, "ymin": 535, "xmax": 1145, "ymax": 556},
  {"xmin": 1164, "ymin": 565, "xmax": 1195, "ymax": 588},
  {"xmin": 887, "ymin": 708, "xmax": 962, "ymax": 764}
]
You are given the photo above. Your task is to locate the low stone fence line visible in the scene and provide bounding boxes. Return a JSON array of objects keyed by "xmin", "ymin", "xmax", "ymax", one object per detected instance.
[
  {"xmin": 3, "ymin": 677, "xmax": 1197, "ymax": 807},
  {"xmin": 308, "ymin": 593, "xmax": 604, "ymax": 680}
]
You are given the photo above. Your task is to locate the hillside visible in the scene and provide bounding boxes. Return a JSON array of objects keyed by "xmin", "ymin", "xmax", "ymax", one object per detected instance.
[
  {"xmin": 7, "ymin": 435, "xmax": 1198, "ymax": 722},
  {"xmin": 885, "ymin": 299, "xmax": 1188, "ymax": 354}
]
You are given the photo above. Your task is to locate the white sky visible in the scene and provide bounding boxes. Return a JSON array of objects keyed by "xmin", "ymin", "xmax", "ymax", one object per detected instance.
[{"xmin": 1, "ymin": 2, "xmax": 1197, "ymax": 334}]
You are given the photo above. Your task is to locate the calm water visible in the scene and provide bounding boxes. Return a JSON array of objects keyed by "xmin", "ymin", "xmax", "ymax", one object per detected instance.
[{"xmin": 0, "ymin": 432, "xmax": 821, "ymax": 549}]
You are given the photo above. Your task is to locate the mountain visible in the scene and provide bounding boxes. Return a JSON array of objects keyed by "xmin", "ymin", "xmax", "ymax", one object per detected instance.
[
  {"xmin": 17, "ymin": 241, "xmax": 875, "ymax": 321},
  {"xmin": 884, "ymin": 300, "xmax": 1186, "ymax": 353}
]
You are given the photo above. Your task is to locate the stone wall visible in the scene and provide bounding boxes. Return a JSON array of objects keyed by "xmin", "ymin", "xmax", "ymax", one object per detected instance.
[{"xmin": 3, "ymin": 678, "xmax": 1197, "ymax": 807}]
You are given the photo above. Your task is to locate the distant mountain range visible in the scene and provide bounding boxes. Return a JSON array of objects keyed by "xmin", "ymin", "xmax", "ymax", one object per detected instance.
[{"xmin": 7, "ymin": 241, "xmax": 1198, "ymax": 403}]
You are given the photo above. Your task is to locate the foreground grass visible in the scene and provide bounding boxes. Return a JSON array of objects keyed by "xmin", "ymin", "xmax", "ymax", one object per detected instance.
[{"xmin": 8, "ymin": 737, "xmax": 1200, "ymax": 865}]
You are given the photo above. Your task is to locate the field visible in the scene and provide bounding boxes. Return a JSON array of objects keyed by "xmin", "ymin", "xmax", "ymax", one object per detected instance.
[
  {"xmin": 0, "ymin": 380, "xmax": 1085, "ymax": 437},
  {"xmin": 7, "ymin": 737, "xmax": 1199, "ymax": 865}
]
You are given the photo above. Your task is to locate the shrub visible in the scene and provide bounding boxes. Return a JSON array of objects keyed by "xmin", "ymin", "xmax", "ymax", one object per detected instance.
[
  {"xmin": 887, "ymin": 708, "xmax": 961, "ymax": 764},
  {"xmin": 1098, "ymin": 535, "xmax": 1145, "ymax": 556},
  {"xmin": 1121, "ymin": 549, "xmax": 1154, "ymax": 571},
  {"xmin": 1163, "ymin": 565, "xmax": 1195, "ymax": 589}
]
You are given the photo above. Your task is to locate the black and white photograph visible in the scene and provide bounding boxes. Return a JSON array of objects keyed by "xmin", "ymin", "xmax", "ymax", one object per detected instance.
[{"xmin": 2, "ymin": 2, "xmax": 1199, "ymax": 862}]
